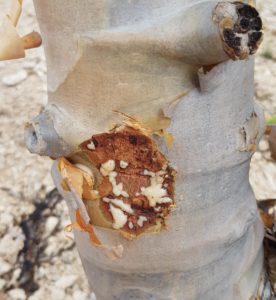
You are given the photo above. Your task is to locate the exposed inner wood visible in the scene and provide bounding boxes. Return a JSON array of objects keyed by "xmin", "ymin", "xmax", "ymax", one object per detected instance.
[{"xmin": 77, "ymin": 126, "xmax": 176, "ymax": 237}]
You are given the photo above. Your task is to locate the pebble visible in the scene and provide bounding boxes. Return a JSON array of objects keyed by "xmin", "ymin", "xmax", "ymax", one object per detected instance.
[
  {"xmin": 89, "ymin": 293, "xmax": 97, "ymax": 300},
  {"xmin": 36, "ymin": 266, "xmax": 47, "ymax": 279},
  {"xmin": 28, "ymin": 287, "xmax": 65, "ymax": 300},
  {"xmin": 264, "ymin": 151, "xmax": 273, "ymax": 161},
  {"xmin": 2, "ymin": 70, "xmax": 28, "ymax": 86},
  {"xmin": 73, "ymin": 290, "xmax": 88, "ymax": 300},
  {"xmin": 0, "ymin": 257, "xmax": 12, "ymax": 275},
  {"xmin": 259, "ymin": 139, "xmax": 269, "ymax": 152},
  {"xmin": 44, "ymin": 216, "xmax": 59, "ymax": 236},
  {"xmin": 55, "ymin": 275, "xmax": 78, "ymax": 289},
  {"xmin": 28, "ymin": 289, "xmax": 45, "ymax": 300},
  {"xmin": 22, "ymin": 59, "xmax": 37, "ymax": 70},
  {"xmin": 0, "ymin": 278, "xmax": 6, "ymax": 290},
  {"xmin": 50, "ymin": 287, "xmax": 66, "ymax": 300},
  {"xmin": 253, "ymin": 151, "xmax": 262, "ymax": 161},
  {"xmin": 44, "ymin": 234, "xmax": 66, "ymax": 257},
  {"xmin": 10, "ymin": 268, "xmax": 21, "ymax": 286},
  {"xmin": 0, "ymin": 211, "xmax": 14, "ymax": 225},
  {"xmin": 7, "ymin": 289, "xmax": 26, "ymax": 300},
  {"xmin": 73, "ymin": 292, "xmax": 96, "ymax": 300},
  {"xmin": 0, "ymin": 229, "xmax": 24, "ymax": 264},
  {"xmin": 34, "ymin": 61, "xmax": 47, "ymax": 77},
  {"xmin": 0, "ymin": 211, "xmax": 14, "ymax": 234}
]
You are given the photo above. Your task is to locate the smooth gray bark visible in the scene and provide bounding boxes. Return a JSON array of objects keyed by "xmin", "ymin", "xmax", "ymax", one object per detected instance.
[{"xmin": 31, "ymin": 1, "xmax": 265, "ymax": 299}]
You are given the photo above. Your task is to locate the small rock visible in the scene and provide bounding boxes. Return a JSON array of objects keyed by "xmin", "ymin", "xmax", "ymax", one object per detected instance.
[
  {"xmin": 55, "ymin": 275, "xmax": 78, "ymax": 289},
  {"xmin": 0, "ymin": 229, "xmax": 24, "ymax": 264},
  {"xmin": 89, "ymin": 293, "xmax": 97, "ymax": 300},
  {"xmin": 50, "ymin": 287, "xmax": 66, "ymax": 300},
  {"xmin": 0, "ymin": 211, "xmax": 14, "ymax": 225},
  {"xmin": 73, "ymin": 290, "xmax": 88, "ymax": 300},
  {"xmin": 0, "ymin": 257, "xmax": 12, "ymax": 275},
  {"xmin": 0, "ymin": 212, "xmax": 14, "ymax": 233},
  {"xmin": 264, "ymin": 151, "xmax": 273, "ymax": 161},
  {"xmin": 36, "ymin": 266, "xmax": 47, "ymax": 279},
  {"xmin": 61, "ymin": 248, "xmax": 76, "ymax": 264},
  {"xmin": 0, "ymin": 278, "xmax": 6, "ymax": 290},
  {"xmin": 34, "ymin": 61, "xmax": 47, "ymax": 77},
  {"xmin": 28, "ymin": 288, "xmax": 46, "ymax": 300},
  {"xmin": 7, "ymin": 288, "xmax": 26, "ymax": 300},
  {"xmin": 10, "ymin": 268, "xmax": 21, "ymax": 286},
  {"xmin": 44, "ymin": 243, "xmax": 58, "ymax": 257},
  {"xmin": 22, "ymin": 59, "xmax": 37, "ymax": 70},
  {"xmin": 44, "ymin": 216, "xmax": 59, "ymax": 236},
  {"xmin": 2, "ymin": 70, "xmax": 28, "ymax": 86},
  {"xmin": 253, "ymin": 151, "xmax": 262, "ymax": 161},
  {"xmin": 259, "ymin": 139, "xmax": 269, "ymax": 152}
]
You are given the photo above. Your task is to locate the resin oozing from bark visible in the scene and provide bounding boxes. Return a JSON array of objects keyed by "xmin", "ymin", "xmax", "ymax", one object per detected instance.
[{"xmin": 61, "ymin": 126, "xmax": 176, "ymax": 239}]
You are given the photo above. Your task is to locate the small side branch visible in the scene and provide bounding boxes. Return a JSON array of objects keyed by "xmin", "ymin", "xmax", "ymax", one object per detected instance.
[
  {"xmin": 21, "ymin": 32, "xmax": 42, "ymax": 50},
  {"xmin": 0, "ymin": 0, "xmax": 42, "ymax": 61},
  {"xmin": 84, "ymin": 1, "xmax": 263, "ymax": 66}
]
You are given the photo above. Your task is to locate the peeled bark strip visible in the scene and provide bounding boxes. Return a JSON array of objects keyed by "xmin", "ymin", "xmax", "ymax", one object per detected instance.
[{"xmin": 28, "ymin": 1, "xmax": 265, "ymax": 299}]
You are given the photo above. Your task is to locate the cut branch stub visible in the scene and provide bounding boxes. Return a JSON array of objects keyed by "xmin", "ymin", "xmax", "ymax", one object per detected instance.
[
  {"xmin": 0, "ymin": 0, "xmax": 42, "ymax": 61},
  {"xmin": 214, "ymin": 2, "xmax": 263, "ymax": 60},
  {"xmin": 21, "ymin": 32, "xmax": 42, "ymax": 50}
]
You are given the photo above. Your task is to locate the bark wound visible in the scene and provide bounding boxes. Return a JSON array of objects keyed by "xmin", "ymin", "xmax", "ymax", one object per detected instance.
[
  {"xmin": 239, "ymin": 112, "xmax": 259, "ymax": 152},
  {"xmin": 214, "ymin": 2, "xmax": 263, "ymax": 60},
  {"xmin": 60, "ymin": 126, "xmax": 176, "ymax": 240}
]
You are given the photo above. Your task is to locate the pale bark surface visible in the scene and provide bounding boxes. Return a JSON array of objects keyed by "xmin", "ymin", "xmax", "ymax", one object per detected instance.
[
  {"xmin": 27, "ymin": 0, "xmax": 263, "ymax": 155},
  {"xmin": 30, "ymin": 0, "xmax": 265, "ymax": 299},
  {"xmin": 52, "ymin": 59, "xmax": 265, "ymax": 300}
]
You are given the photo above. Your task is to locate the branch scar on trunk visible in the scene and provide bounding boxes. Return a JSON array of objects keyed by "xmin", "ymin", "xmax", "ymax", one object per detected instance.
[{"xmin": 57, "ymin": 125, "xmax": 176, "ymax": 242}]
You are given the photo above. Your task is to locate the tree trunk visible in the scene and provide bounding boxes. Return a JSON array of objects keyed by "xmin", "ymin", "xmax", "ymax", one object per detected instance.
[{"xmin": 25, "ymin": 0, "xmax": 266, "ymax": 299}]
